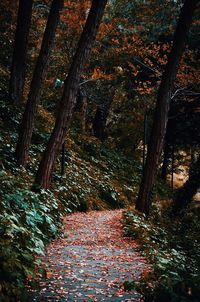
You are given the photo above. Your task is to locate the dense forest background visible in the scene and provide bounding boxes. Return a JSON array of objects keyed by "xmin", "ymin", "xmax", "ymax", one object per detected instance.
[{"xmin": 0, "ymin": 0, "xmax": 200, "ymax": 301}]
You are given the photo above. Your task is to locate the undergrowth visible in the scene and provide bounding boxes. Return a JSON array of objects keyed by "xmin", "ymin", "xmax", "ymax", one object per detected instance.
[
  {"xmin": 123, "ymin": 204, "xmax": 200, "ymax": 302},
  {"xmin": 0, "ymin": 83, "xmax": 141, "ymax": 300},
  {"xmin": 0, "ymin": 109, "xmax": 73, "ymax": 300}
]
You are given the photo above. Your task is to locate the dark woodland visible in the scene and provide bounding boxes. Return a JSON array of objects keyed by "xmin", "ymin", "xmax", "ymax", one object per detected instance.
[{"xmin": 0, "ymin": 0, "xmax": 200, "ymax": 301}]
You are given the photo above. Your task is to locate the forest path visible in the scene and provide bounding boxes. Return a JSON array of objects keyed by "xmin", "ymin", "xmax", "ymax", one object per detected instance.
[{"xmin": 30, "ymin": 210, "xmax": 149, "ymax": 302}]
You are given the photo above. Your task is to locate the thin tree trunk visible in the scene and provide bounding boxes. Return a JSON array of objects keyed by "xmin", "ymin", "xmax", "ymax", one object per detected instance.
[
  {"xmin": 191, "ymin": 146, "xmax": 198, "ymax": 164},
  {"xmin": 15, "ymin": 0, "xmax": 63, "ymax": 166},
  {"xmin": 93, "ymin": 106, "xmax": 106, "ymax": 141},
  {"xmin": 161, "ymin": 142, "xmax": 171, "ymax": 181},
  {"xmin": 135, "ymin": 0, "xmax": 198, "ymax": 214},
  {"xmin": 61, "ymin": 142, "xmax": 65, "ymax": 176},
  {"xmin": 81, "ymin": 96, "xmax": 88, "ymax": 133},
  {"xmin": 171, "ymin": 143, "xmax": 175, "ymax": 193},
  {"xmin": 172, "ymin": 155, "xmax": 200, "ymax": 216},
  {"xmin": 93, "ymin": 100, "xmax": 112, "ymax": 141},
  {"xmin": 9, "ymin": 0, "xmax": 33, "ymax": 104},
  {"xmin": 35, "ymin": 0, "xmax": 108, "ymax": 189},
  {"xmin": 142, "ymin": 113, "xmax": 148, "ymax": 172}
]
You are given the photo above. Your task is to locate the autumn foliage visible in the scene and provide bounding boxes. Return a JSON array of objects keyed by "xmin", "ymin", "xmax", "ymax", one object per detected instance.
[{"xmin": 0, "ymin": 0, "xmax": 200, "ymax": 301}]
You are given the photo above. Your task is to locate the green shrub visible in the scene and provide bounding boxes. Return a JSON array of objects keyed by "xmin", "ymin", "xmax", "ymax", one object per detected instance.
[
  {"xmin": 0, "ymin": 169, "xmax": 73, "ymax": 301},
  {"xmin": 123, "ymin": 206, "xmax": 200, "ymax": 302}
]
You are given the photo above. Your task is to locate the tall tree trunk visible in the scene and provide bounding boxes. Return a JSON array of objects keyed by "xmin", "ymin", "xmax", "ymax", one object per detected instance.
[
  {"xmin": 172, "ymin": 154, "xmax": 200, "ymax": 216},
  {"xmin": 9, "ymin": 0, "xmax": 33, "ymax": 104},
  {"xmin": 135, "ymin": 0, "xmax": 197, "ymax": 214},
  {"xmin": 35, "ymin": 0, "xmax": 108, "ymax": 189},
  {"xmin": 15, "ymin": 0, "xmax": 63, "ymax": 166}
]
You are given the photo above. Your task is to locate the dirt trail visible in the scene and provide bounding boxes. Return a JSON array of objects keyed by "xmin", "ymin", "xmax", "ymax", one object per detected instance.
[{"xmin": 29, "ymin": 210, "xmax": 149, "ymax": 301}]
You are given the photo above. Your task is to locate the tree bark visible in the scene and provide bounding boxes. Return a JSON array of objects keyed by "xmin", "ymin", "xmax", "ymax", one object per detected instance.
[
  {"xmin": 15, "ymin": 0, "xmax": 63, "ymax": 166},
  {"xmin": 172, "ymin": 154, "xmax": 200, "ymax": 216},
  {"xmin": 135, "ymin": 0, "xmax": 198, "ymax": 214},
  {"xmin": 81, "ymin": 96, "xmax": 88, "ymax": 133},
  {"xmin": 9, "ymin": 0, "xmax": 33, "ymax": 104},
  {"xmin": 161, "ymin": 142, "xmax": 171, "ymax": 181},
  {"xmin": 93, "ymin": 98, "xmax": 113, "ymax": 141},
  {"xmin": 35, "ymin": 0, "xmax": 108, "ymax": 189},
  {"xmin": 93, "ymin": 105, "xmax": 107, "ymax": 141}
]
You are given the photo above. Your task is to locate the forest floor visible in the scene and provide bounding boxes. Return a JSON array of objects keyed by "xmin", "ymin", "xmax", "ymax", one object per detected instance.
[{"xmin": 29, "ymin": 210, "xmax": 149, "ymax": 302}]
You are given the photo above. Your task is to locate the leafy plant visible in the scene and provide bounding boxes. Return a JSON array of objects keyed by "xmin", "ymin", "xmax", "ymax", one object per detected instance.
[{"xmin": 123, "ymin": 206, "xmax": 200, "ymax": 302}]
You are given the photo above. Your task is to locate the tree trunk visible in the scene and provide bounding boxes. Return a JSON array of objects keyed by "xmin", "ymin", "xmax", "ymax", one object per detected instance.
[
  {"xmin": 35, "ymin": 0, "xmax": 108, "ymax": 189},
  {"xmin": 81, "ymin": 96, "xmax": 88, "ymax": 133},
  {"xmin": 93, "ymin": 100, "xmax": 112, "ymax": 141},
  {"xmin": 161, "ymin": 142, "xmax": 171, "ymax": 181},
  {"xmin": 191, "ymin": 146, "xmax": 198, "ymax": 164},
  {"xmin": 93, "ymin": 106, "xmax": 106, "ymax": 141},
  {"xmin": 61, "ymin": 142, "xmax": 65, "ymax": 176},
  {"xmin": 15, "ymin": 0, "xmax": 63, "ymax": 166},
  {"xmin": 135, "ymin": 0, "xmax": 197, "ymax": 214},
  {"xmin": 172, "ymin": 154, "xmax": 200, "ymax": 216},
  {"xmin": 75, "ymin": 88, "xmax": 88, "ymax": 133},
  {"xmin": 9, "ymin": 0, "xmax": 33, "ymax": 104}
]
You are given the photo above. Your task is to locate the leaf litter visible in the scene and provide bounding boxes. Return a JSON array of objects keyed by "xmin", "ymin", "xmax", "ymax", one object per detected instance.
[{"xmin": 29, "ymin": 210, "xmax": 150, "ymax": 301}]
